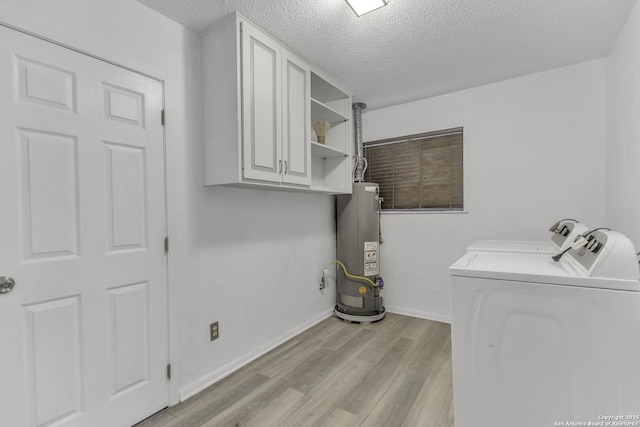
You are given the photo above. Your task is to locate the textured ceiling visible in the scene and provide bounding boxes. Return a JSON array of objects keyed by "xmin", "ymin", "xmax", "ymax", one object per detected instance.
[{"xmin": 138, "ymin": 0, "xmax": 637, "ymax": 111}]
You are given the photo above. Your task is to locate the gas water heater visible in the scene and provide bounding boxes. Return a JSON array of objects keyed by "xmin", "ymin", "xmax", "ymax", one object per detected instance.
[{"xmin": 334, "ymin": 182, "xmax": 386, "ymax": 323}]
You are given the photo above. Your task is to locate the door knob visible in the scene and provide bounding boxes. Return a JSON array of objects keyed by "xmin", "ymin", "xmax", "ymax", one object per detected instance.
[{"xmin": 0, "ymin": 276, "xmax": 15, "ymax": 294}]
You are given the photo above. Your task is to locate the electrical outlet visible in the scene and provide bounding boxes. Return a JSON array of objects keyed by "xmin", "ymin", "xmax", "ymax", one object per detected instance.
[
  {"xmin": 320, "ymin": 268, "xmax": 328, "ymax": 290},
  {"xmin": 210, "ymin": 321, "xmax": 219, "ymax": 341}
]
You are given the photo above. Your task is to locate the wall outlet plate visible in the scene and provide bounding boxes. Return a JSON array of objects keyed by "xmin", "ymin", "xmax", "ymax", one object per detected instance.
[{"xmin": 210, "ymin": 321, "xmax": 219, "ymax": 341}]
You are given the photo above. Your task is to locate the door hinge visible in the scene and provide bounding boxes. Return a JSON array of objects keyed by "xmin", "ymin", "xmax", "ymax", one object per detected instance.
[
  {"xmin": 167, "ymin": 363, "xmax": 171, "ymax": 380},
  {"xmin": 161, "ymin": 109, "xmax": 166, "ymax": 126},
  {"xmin": 164, "ymin": 237, "xmax": 169, "ymax": 254}
]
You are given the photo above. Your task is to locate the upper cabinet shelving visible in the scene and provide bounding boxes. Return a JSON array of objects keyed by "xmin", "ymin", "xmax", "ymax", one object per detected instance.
[
  {"xmin": 201, "ymin": 13, "xmax": 352, "ymax": 194},
  {"xmin": 310, "ymin": 99, "xmax": 348, "ymax": 123},
  {"xmin": 309, "ymin": 70, "xmax": 352, "ymax": 191},
  {"xmin": 311, "ymin": 141, "xmax": 347, "ymax": 158},
  {"xmin": 311, "ymin": 72, "xmax": 349, "ymax": 104}
]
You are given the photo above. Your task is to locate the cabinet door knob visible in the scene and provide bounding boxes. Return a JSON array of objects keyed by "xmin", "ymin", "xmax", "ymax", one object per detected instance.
[
  {"xmin": 284, "ymin": 160, "xmax": 288, "ymax": 174},
  {"xmin": 279, "ymin": 160, "xmax": 282, "ymax": 174}
]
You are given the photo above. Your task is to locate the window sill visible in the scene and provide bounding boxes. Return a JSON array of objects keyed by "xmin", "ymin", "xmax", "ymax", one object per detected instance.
[{"xmin": 381, "ymin": 210, "xmax": 469, "ymax": 215}]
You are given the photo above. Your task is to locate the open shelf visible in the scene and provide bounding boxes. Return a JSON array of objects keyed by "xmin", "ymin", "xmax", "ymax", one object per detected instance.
[
  {"xmin": 311, "ymin": 98, "xmax": 348, "ymax": 123},
  {"xmin": 309, "ymin": 185, "xmax": 351, "ymax": 195},
  {"xmin": 311, "ymin": 141, "xmax": 349, "ymax": 159},
  {"xmin": 311, "ymin": 72, "xmax": 349, "ymax": 104}
]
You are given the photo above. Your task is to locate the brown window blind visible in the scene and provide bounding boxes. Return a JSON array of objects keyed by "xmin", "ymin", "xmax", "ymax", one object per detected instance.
[{"xmin": 364, "ymin": 128, "xmax": 463, "ymax": 211}]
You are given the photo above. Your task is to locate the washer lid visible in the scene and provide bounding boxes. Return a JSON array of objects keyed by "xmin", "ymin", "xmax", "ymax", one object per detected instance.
[
  {"xmin": 467, "ymin": 240, "xmax": 556, "ymax": 254},
  {"xmin": 450, "ymin": 251, "xmax": 640, "ymax": 292}
]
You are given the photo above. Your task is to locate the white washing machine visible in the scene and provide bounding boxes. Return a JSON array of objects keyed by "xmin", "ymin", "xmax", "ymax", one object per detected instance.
[
  {"xmin": 450, "ymin": 230, "xmax": 640, "ymax": 427},
  {"xmin": 468, "ymin": 218, "xmax": 588, "ymax": 254}
]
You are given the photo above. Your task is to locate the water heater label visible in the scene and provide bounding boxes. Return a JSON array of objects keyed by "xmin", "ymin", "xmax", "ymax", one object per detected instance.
[{"xmin": 364, "ymin": 241, "xmax": 379, "ymax": 276}]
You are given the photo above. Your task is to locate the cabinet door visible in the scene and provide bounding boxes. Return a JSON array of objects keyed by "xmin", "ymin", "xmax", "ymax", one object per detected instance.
[
  {"xmin": 282, "ymin": 49, "xmax": 310, "ymax": 186},
  {"xmin": 241, "ymin": 22, "xmax": 282, "ymax": 183}
]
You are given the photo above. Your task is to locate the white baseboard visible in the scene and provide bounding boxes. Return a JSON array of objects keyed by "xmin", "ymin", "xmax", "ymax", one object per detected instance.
[
  {"xmin": 386, "ymin": 305, "xmax": 451, "ymax": 324},
  {"xmin": 178, "ymin": 308, "xmax": 334, "ymax": 402}
]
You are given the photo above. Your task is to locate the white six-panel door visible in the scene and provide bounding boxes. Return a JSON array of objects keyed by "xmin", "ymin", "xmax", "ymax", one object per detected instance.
[{"xmin": 0, "ymin": 25, "xmax": 169, "ymax": 427}]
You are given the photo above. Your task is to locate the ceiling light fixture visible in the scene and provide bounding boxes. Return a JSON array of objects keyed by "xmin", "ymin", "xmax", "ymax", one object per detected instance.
[{"xmin": 345, "ymin": 0, "xmax": 389, "ymax": 16}]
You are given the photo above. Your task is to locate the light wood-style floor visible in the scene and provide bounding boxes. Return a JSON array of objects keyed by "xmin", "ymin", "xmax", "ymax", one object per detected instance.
[{"xmin": 136, "ymin": 313, "xmax": 454, "ymax": 427}]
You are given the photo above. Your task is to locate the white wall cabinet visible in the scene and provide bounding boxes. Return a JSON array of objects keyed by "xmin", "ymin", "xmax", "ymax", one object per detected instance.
[
  {"xmin": 240, "ymin": 21, "xmax": 283, "ymax": 184},
  {"xmin": 202, "ymin": 13, "xmax": 352, "ymax": 193},
  {"xmin": 282, "ymin": 48, "xmax": 311, "ymax": 186}
]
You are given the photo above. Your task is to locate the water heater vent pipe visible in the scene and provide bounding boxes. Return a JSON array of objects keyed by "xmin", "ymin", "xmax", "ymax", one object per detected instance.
[{"xmin": 352, "ymin": 102, "xmax": 367, "ymax": 182}]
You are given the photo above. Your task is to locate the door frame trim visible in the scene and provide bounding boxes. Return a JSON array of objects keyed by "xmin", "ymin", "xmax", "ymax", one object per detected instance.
[{"xmin": 0, "ymin": 21, "xmax": 162, "ymax": 83}]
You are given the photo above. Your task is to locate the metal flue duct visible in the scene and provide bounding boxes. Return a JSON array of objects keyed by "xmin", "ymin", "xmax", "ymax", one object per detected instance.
[{"xmin": 352, "ymin": 102, "xmax": 367, "ymax": 182}]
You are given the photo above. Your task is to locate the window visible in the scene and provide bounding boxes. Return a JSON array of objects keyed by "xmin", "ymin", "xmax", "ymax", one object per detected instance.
[{"xmin": 364, "ymin": 127, "xmax": 463, "ymax": 211}]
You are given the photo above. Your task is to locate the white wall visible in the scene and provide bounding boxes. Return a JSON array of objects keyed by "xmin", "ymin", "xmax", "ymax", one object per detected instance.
[
  {"xmin": 363, "ymin": 60, "xmax": 608, "ymax": 322},
  {"xmin": 607, "ymin": 1, "xmax": 640, "ymax": 245},
  {"xmin": 0, "ymin": 0, "xmax": 336, "ymax": 404},
  {"xmin": 176, "ymin": 187, "xmax": 336, "ymax": 399}
]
